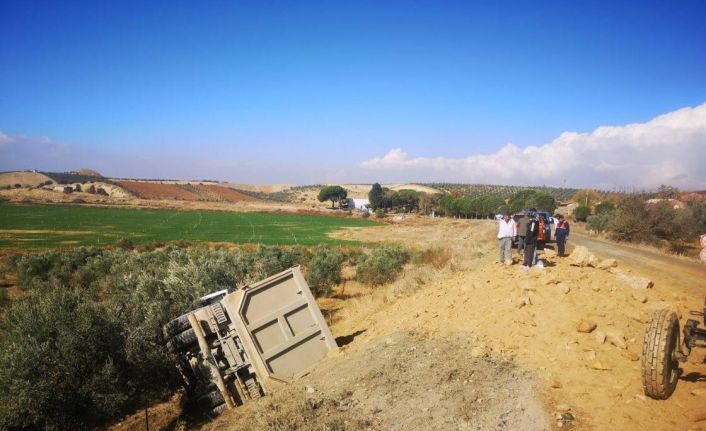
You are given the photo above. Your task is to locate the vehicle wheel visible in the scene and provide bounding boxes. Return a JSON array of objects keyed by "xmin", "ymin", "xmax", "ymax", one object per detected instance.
[
  {"xmin": 196, "ymin": 389, "xmax": 225, "ymax": 410},
  {"xmin": 163, "ymin": 313, "xmax": 191, "ymax": 338},
  {"xmin": 204, "ymin": 403, "xmax": 226, "ymax": 419},
  {"xmin": 642, "ymin": 308, "xmax": 681, "ymax": 399},
  {"xmin": 166, "ymin": 328, "xmax": 198, "ymax": 353}
]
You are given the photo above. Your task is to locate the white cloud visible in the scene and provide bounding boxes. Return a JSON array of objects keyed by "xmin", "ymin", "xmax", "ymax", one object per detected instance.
[
  {"xmin": 0, "ymin": 130, "xmax": 16, "ymax": 146},
  {"xmin": 359, "ymin": 103, "xmax": 706, "ymax": 190}
]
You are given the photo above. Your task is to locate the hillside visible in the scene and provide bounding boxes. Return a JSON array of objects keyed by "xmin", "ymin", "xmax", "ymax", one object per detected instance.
[
  {"xmin": 0, "ymin": 171, "xmax": 53, "ymax": 188},
  {"xmin": 425, "ymin": 183, "xmax": 581, "ymax": 201}
]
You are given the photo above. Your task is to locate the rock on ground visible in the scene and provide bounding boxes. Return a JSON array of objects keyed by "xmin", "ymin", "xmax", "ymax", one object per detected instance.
[
  {"xmin": 597, "ymin": 258, "xmax": 618, "ymax": 269},
  {"xmin": 577, "ymin": 320, "xmax": 598, "ymax": 333},
  {"xmin": 569, "ymin": 246, "xmax": 597, "ymax": 267}
]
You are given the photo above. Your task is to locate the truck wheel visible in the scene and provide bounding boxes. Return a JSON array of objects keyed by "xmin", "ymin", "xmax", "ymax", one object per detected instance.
[
  {"xmin": 641, "ymin": 308, "xmax": 680, "ymax": 399},
  {"xmin": 204, "ymin": 403, "xmax": 226, "ymax": 419},
  {"xmin": 166, "ymin": 328, "xmax": 198, "ymax": 354},
  {"xmin": 162, "ymin": 313, "xmax": 191, "ymax": 338}
]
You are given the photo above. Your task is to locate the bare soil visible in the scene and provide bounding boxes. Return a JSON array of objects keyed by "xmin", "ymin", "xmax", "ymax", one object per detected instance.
[
  {"xmin": 195, "ymin": 185, "xmax": 256, "ymax": 202},
  {"xmin": 207, "ymin": 331, "xmax": 549, "ymax": 431},
  {"xmin": 116, "ymin": 181, "xmax": 203, "ymax": 201}
]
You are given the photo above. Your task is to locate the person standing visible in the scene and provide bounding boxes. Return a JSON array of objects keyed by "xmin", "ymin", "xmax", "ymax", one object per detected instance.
[
  {"xmin": 497, "ymin": 212, "xmax": 517, "ymax": 265},
  {"xmin": 523, "ymin": 210, "xmax": 539, "ymax": 269},
  {"xmin": 516, "ymin": 213, "xmax": 528, "ymax": 256},
  {"xmin": 555, "ymin": 214, "xmax": 570, "ymax": 257}
]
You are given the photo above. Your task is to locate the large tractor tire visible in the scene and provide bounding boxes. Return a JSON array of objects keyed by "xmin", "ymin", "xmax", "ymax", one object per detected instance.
[
  {"xmin": 166, "ymin": 328, "xmax": 198, "ymax": 354},
  {"xmin": 641, "ymin": 308, "xmax": 681, "ymax": 399}
]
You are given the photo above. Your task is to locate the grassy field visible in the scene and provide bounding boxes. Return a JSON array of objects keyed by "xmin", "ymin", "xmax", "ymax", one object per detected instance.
[{"xmin": 0, "ymin": 204, "xmax": 378, "ymax": 248}]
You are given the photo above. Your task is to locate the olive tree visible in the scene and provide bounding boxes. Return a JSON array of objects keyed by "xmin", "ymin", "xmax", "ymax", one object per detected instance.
[{"xmin": 317, "ymin": 185, "xmax": 348, "ymax": 209}]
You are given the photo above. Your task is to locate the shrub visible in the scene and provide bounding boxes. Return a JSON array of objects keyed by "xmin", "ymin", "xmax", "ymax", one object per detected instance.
[
  {"xmin": 594, "ymin": 201, "xmax": 616, "ymax": 215},
  {"xmin": 306, "ymin": 248, "xmax": 344, "ymax": 296},
  {"xmin": 362, "ymin": 211, "xmax": 370, "ymax": 219},
  {"xmin": 63, "ymin": 186, "xmax": 73, "ymax": 194},
  {"xmin": 375, "ymin": 209, "xmax": 386, "ymax": 218},
  {"xmin": 116, "ymin": 237, "xmax": 135, "ymax": 250},
  {"xmin": 356, "ymin": 246, "xmax": 410, "ymax": 286},
  {"xmin": 572, "ymin": 205, "xmax": 590, "ymax": 222},
  {"xmin": 586, "ymin": 211, "xmax": 615, "ymax": 233},
  {"xmin": 608, "ymin": 196, "xmax": 648, "ymax": 243},
  {"xmin": 413, "ymin": 247, "xmax": 452, "ymax": 269},
  {"xmin": 0, "ymin": 287, "xmax": 128, "ymax": 430}
]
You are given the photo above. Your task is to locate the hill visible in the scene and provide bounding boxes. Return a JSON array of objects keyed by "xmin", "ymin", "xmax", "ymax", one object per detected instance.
[
  {"xmin": 0, "ymin": 171, "xmax": 53, "ymax": 188},
  {"xmin": 72, "ymin": 168, "xmax": 103, "ymax": 177}
]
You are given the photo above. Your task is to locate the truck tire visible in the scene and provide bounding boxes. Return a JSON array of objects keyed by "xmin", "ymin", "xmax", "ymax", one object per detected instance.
[
  {"xmin": 196, "ymin": 389, "xmax": 225, "ymax": 410},
  {"xmin": 166, "ymin": 328, "xmax": 198, "ymax": 354},
  {"xmin": 204, "ymin": 403, "xmax": 226, "ymax": 419},
  {"xmin": 163, "ymin": 313, "xmax": 191, "ymax": 338},
  {"xmin": 641, "ymin": 308, "xmax": 680, "ymax": 399}
]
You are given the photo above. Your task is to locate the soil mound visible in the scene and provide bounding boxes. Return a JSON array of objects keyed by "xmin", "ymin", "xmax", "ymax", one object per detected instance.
[{"xmin": 209, "ymin": 331, "xmax": 548, "ymax": 431}]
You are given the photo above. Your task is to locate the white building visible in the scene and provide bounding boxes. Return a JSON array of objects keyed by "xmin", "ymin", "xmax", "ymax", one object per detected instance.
[{"xmin": 347, "ymin": 198, "xmax": 370, "ymax": 211}]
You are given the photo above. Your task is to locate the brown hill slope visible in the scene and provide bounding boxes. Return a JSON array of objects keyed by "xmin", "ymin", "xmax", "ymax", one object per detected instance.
[{"xmin": 0, "ymin": 171, "xmax": 53, "ymax": 187}]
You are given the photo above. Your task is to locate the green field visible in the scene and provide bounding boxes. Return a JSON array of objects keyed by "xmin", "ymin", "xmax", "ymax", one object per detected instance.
[{"xmin": 0, "ymin": 204, "xmax": 378, "ymax": 248}]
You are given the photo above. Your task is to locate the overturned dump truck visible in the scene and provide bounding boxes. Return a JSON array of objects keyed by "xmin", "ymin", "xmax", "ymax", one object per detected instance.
[{"xmin": 162, "ymin": 266, "xmax": 338, "ymax": 417}]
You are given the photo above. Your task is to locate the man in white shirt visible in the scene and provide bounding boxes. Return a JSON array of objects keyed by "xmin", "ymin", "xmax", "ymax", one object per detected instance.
[{"xmin": 497, "ymin": 212, "xmax": 517, "ymax": 265}]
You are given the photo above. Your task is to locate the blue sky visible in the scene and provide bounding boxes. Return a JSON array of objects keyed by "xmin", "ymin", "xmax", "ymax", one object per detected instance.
[{"xmin": 1, "ymin": 0, "xmax": 705, "ymax": 187}]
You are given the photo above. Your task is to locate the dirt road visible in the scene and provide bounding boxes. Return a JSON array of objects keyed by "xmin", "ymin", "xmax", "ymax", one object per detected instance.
[{"xmin": 569, "ymin": 228, "xmax": 706, "ymax": 294}]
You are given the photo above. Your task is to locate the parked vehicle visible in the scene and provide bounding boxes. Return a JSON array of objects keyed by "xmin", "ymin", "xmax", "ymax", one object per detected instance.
[{"xmin": 163, "ymin": 266, "xmax": 338, "ymax": 417}]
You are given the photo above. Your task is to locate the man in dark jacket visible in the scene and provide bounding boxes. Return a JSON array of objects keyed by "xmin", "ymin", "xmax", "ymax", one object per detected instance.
[
  {"xmin": 554, "ymin": 214, "xmax": 570, "ymax": 257},
  {"xmin": 515, "ymin": 213, "xmax": 529, "ymax": 256},
  {"xmin": 523, "ymin": 209, "xmax": 539, "ymax": 269}
]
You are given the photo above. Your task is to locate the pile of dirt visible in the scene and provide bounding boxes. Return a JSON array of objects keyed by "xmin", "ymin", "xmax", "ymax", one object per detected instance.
[{"xmin": 208, "ymin": 331, "xmax": 549, "ymax": 431}]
